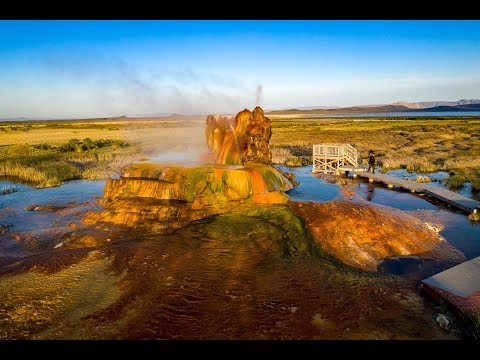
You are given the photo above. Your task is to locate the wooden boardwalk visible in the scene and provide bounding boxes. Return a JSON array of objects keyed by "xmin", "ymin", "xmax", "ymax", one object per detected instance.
[
  {"xmin": 421, "ymin": 256, "xmax": 480, "ymax": 312},
  {"xmin": 352, "ymin": 170, "xmax": 480, "ymax": 214},
  {"xmin": 311, "ymin": 143, "xmax": 480, "ymax": 215}
]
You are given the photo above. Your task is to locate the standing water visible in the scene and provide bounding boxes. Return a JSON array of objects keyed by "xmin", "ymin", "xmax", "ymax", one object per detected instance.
[
  {"xmin": 0, "ymin": 165, "xmax": 473, "ymax": 340},
  {"xmin": 0, "ymin": 178, "xmax": 105, "ymax": 254}
]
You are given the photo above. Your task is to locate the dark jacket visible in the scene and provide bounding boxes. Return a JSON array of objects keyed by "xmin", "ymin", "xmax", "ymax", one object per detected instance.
[{"xmin": 368, "ymin": 154, "xmax": 375, "ymax": 165}]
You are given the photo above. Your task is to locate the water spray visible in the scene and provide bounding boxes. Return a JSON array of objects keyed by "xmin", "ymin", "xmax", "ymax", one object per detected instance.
[{"xmin": 255, "ymin": 84, "xmax": 263, "ymax": 107}]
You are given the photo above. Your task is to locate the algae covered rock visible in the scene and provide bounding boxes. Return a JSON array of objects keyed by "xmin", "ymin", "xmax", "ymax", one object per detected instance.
[
  {"xmin": 85, "ymin": 163, "xmax": 293, "ymax": 232},
  {"xmin": 106, "ymin": 163, "xmax": 292, "ymax": 204},
  {"xmin": 288, "ymin": 201, "xmax": 465, "ymax": 272},
  {"xmin": 86, "ymin": 105, "xmax": 286, "ymax": 234},
  {"xmin": 206, "ymin": 114, "xmax": 233, "ymax": 157},
  {"xmin": 206, "ymin": 107, "xmax": 272, "ymax": 165},
  {"xmin": 468, "ymin": 209, "xmax": 480, "ymax": 221},
  {"xmin": 178, "ymin": 203, "xmax": 322, "ymax": 258}
]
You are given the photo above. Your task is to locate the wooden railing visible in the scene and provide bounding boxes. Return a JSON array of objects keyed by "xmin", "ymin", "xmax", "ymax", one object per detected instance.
[
  {"xmin": 343, "ymin": 144, "xmax": 358, "ymax": 167},
  {"xmin": 312, "ymin": 143, "xmax": 358, "ymax": 173}
]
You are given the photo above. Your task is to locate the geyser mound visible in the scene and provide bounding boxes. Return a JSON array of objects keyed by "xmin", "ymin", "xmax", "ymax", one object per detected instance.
[{"xmin": 206, "ymin": 107, "xmax": 272, "ymax": 165}]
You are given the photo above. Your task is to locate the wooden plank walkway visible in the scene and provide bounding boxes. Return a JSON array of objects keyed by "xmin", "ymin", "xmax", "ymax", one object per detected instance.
[
  {"xmin": 421, "ymin": 256, "xmax": 480, "ymax": 312},
  {"xmin": 353, "ymin": 170, "xmax": 480, "ymax": 214},
  {"xmin": 311, "ymin": 143, "xmax": 480, "ymax": 214},
  {"xmin": 422, "ymin": 257, "xmax": 480, "ymax": 298}
]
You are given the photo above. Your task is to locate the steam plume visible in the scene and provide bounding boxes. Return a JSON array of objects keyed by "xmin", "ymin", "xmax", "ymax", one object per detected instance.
[{"xmin": 255, "ymin": 84, "xmax": 263, "ymax": 107}]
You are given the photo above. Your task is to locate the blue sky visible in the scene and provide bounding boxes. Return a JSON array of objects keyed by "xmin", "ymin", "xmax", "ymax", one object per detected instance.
[{"xmin": 0, "ymin": 20, "xmax": 479, "ymax": 118}]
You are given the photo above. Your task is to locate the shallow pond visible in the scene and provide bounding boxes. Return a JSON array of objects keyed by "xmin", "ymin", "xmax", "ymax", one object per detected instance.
[
  {"xmin": 0, "ymin": 178, "xmax": 105, "ymax": 255},
  {"xmin": 278, "ymin": 165, "xmax": 441, "ymax": 210},
  {"xmin": 384, "ymin": 168, "xmax": 480, "ymax": 201}
]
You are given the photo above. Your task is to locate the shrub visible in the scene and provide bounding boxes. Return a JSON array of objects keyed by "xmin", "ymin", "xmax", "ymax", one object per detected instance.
[{"xmin": 442, "ymin": 175, "xmax": 468, "ymax": 189}]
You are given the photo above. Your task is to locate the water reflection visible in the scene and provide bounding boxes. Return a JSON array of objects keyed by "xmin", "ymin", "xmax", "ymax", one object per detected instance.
[
  {"xmin": 278, "ymin": 165, "xmax": 440, "ymax": 210},
  {"xmin": 0, "ymin": 179, "xmax": 105, "ymax": 242},
  {"xmin": 366, "ymin": 183, "xmax": 375, "ymax": 202},
  {"xmin": 434, "ymin": 210, "xmax": 480, "ymax": 258},
  {"xmin": 0, "ymin": 178, "xmax": 31, "ymax": 195},
  {"xmin": 353, "ymin": 182, "xmax": 438, "ymax": 211},
  {"xmin": 276, "ymin": 165, "xmax": 340, "ymax": 202}
]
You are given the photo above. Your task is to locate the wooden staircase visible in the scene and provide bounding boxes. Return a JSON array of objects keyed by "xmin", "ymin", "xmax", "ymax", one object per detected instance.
[{"xmin": 312, "ymin": 144, "xmax": 359, "ymax": 173}]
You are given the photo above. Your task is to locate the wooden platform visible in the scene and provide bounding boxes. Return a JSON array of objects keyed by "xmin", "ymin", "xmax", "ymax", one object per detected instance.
[
  {"xmin": 354, "ymin": 171, "xmax": 480, "ymax": 214},
  {"xmin": 312, "ymin": 144, "xmax": 358, "ymax": 173},
  {"xmin": 421, "ymin": 256, "xmax": 480, "ymax": 312},
  {"xmin": 338, "ymin": 166, "xmax": 366, "ymax": 173}
]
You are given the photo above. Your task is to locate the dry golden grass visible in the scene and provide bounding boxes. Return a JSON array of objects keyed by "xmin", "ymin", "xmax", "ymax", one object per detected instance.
[
  {"xmin": 0, "ymin": 117, "xmax": 207, "ymax": 187},
  {"xmin": 2, "ymin": 115, "xmax": 480, "ymax": 189},
  {"xmin": 0, "ymin": 117, "xmax": 205, "ymax": 146}
]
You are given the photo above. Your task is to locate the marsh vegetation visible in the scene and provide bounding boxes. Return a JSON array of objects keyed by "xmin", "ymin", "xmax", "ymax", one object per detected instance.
[
  {"xmin": 1, "ymin": 116, "xmax": 479, "ymax": 192},
  {"xmin": 0, "ymin": 117, "xmax": 206, "ymax": 187},
  {"xmin": 270, "ymin": 117, "xmax": 480, "ymax": 190}
]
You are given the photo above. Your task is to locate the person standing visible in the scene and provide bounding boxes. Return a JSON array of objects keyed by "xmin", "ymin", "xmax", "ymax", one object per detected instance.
[{"xmin": 368, "ymin": 150, "xmax": 376, "ymax": 173}]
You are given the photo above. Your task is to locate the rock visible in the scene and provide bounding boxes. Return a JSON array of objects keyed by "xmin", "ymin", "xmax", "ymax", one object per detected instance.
[
  {"xmin": 0, "ymin": 224, "xmax": 7, "ymax": 235},
  {"xmin": 177, "ymin": 203, "xmax": 319, "ymax": 258},
  {"xmin": 84, "ymin": 163, "xmax": 293, "ymax": 232},
  {"xmin": 111, "ymin": 163, "xmax": 292, "ymax": 202},
  {"xmin": 84, "ymin": 106, "xmax": 290, "ymax": 233},
  {"xmin": 63, "ymin": 234, "xmax": 106, "ymax": 248},
  {"xmin": 24, "ymin": 204, "xmax": 65, "ymax": 212},
  {"xmin": 206, "ymin": 107, "xmax": 272, "ymax": 165},
  {"xmin": 415, "ymin": 175, "xmax": 433, "ymax": 183},
  {"xmin": 405, "ymin": 175, "xmax": 433, "ymax": 183},
  {"xmin": 468, "ymin": 209, "xmax": 480, "ymax": 221},
  {"xmin": 11, "ymin": 227, "xmax": 70, "ymax": 251},
  {"xmin": 206, "ymin": 114, "xmax": 233, "ymax": 157},
  {"xmin": 436, "ymin": 314, "xmax": 451, "ymax": 331},
  {"xmin": 423, "ymin": 222, "xmax": 443, "ymax": 233},
  {"xmin": 288, "ymin": 201, "xmax": 463, "ymax": 272},
  {"xmin": 54, "ymin": 242, "xmax": 64, "ymax": 249},
  {"xmin": 276, "ymin": 168, "xmax": 300, "ymax": 186},
  {"xmin": 311, "ymin": 313, "xmax": 335, "ymax": 330}
]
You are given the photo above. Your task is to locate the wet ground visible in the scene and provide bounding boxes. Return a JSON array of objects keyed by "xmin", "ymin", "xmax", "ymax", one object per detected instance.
[
  {"xmin": 0, "ymin": 216, "xmax": 459, "ymax": 340},
  {"xmin": 0, "ymin": 163, "xmax": 478, "ymax": 339},
  {"xmin": 279, "ymin": 165, "xmax": 480, "ymax": 259}
]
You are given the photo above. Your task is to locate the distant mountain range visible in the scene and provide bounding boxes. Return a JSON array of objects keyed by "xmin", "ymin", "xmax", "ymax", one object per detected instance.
[
  {"xmin": 267, "ymin": 104, "xmax": 412, "ymax": 115},
  {"xmin": 276, "ymin": 105, "xmax": 340, "ymax": 110},
  {"xmin": 2, "ymin": 99, "xmax": 480, "ymax": 121},
  {"xmin": 414, "ymin": 103, "xmax": 480, "ymax": 112},
  {"xmin": 266, "ymin": 99, "xmax": 480, "ymax": 116},
  {"xmin": 393, "ymin": 99, "xmax": 480, "ymax": 109},
  {"xmin": 0, "ymin": 112, "xmax": 214, "ymax": 122}
]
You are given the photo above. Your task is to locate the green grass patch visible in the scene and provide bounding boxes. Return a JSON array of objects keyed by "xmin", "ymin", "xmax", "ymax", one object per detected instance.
[
  {"xmin": 442, "ymin": 175, "xmax": 468, "ymax": 189},
  {"xmin": 0, "ymin": 138, "xmax": 142, "ymax": 187},
  {"xmin": 442, "ymin": 169, "xmax": 480, "ymax": 190}
]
